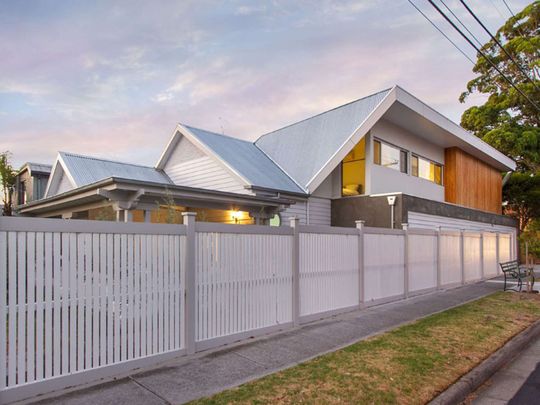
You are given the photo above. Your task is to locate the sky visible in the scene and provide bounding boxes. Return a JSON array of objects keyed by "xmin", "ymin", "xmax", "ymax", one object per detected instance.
[{"xmin": 0, "ymin": 0, "xmax": 530, "ymax": 169}]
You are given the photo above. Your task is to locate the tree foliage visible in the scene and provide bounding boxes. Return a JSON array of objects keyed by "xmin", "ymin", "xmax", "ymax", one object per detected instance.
[
  {"xmin": 503, "ymin": 172, "xmax": 540, "ymax": 231},
  {"xmin": 460, "ymin": 1, "xmax": 540, "ymax": 172},
  {"xmin": 0, "ymin": 151, "xmax": 16, "ymax": 216}
]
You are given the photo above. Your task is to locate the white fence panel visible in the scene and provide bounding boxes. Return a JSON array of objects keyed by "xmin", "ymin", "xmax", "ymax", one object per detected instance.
[
  {"xmin": 482, "ymin": 233, "xmax": 498, "ymax": 277},
  {"xmin": 0, "ymin": 221, "xmax": 186, "ymax": 402},
  {"xmin": 440, "ymin": 233, "xmax": 462, "ymax": 285},
  {"xmin": 195, "ymin": 232, "xmax": 292, "ymax": 346},
  {"xmin": 408, "ymin": 233, "xmax": 437, "ymax": 292},
  {"xmin": 364, "ymin": 233, "xmax": 405, "ymax": 302},
  {"xmin": 299, "ymin": 232, "xmax": 359, "ymax": 317},
  {"xmin": 499, "ymin": 234, "xmax": 511, "ymax": 263},
  {"xmin": 464, "ymin": 234, "xmax": 482, "ymax": 282}
]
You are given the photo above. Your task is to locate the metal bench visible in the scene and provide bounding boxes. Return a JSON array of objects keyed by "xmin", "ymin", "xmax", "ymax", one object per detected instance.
[{"xmin": 499, "ymin": 260, "xmax": 534, "ymax": 292}]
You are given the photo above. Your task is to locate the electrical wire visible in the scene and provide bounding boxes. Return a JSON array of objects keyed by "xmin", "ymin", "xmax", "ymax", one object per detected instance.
[
  {"xmin": 427, "ymin": 0, "xmax": 540, "ymax": 112},
  {"xmin": 406, "ymin": 0, "xmax": 475, "ymax": 64},
  {"xmin": 458, "ymin": 0, "xmax": 540, "ymax": 91}
]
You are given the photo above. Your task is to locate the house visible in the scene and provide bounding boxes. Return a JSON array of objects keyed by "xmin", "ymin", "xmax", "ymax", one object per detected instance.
[
  {"xmin": 13, "ymin": 162, "xmax": 52, "ymax": 206},
  {"xmin": 17, "ymin": 85, "xmax": 517, "ymax": 234}
]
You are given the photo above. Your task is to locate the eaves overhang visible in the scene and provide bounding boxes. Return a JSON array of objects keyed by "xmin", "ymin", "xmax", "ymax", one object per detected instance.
[{"xmin": 18, "ymin": 177, "xmax": 298, "ymax": 216}]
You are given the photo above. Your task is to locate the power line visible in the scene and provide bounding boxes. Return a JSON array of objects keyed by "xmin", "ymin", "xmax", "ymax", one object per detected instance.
[
  {"xmin": 440, "ymin": 0, "xmax": 483, "ymax": 48},
  {"xmin": 458, "ymin": 0, "xmax": 540, "ymax": 91},
  {"xmin": 426, "ymin": 0, "xmax": 540, "ymax": 112},
  {"xmin": 501, "ymin": 0, "xmax": 515, "ymax": 16},
  {"xmin": 406, "ymin": 0, "xmax": 475, "ymax": 64}
]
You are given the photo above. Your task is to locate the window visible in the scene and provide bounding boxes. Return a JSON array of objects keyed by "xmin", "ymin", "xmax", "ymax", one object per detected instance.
[
  {"xmin": 342, "ymin": 138, "xmax": 366, "ymax": 196},
  {"xmin": 269, "ymin": 213, "xmax": 281, "ymax": 227},
  {"xmin": 411, "ymin": 155, "xmax": 443, "ymax": 185},
  {"xmin": 373, "ymin": 139, "xmax": 408, "ymax": 173},
  {"xmin": 18, "ymin": 181, "xmax": 27, "ymax": 205}
]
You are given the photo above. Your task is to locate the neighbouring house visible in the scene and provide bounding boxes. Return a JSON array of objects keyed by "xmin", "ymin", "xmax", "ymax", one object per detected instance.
[
  {"xmin": 13, "ymin": 162, "xmax": 52, "ymax": 206},
  {"xmin": 16, "ymin": 85, "xmax": 517, "ymax": 235}
]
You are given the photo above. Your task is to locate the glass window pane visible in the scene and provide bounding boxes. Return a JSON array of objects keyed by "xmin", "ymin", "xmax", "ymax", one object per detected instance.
[
  {"xmin": 434, "ymin": 164, "xmax": 442, "ymax": 185},
  {"xmin": 400, "ymin": 150, "xmax": 408, "ymax": 173},
  {"xmin": 411, "ymin": 156, "xmax": 418, "ymax": 177},
  {"xmin": 342, "ymin": 138, "xmax": 366, "ymax": 196},
  {"xmin": 373, "ymin": 140, "xmax": 381, "ymax": 165},
  {"xmin": 380, "ymin": 143, "xmax": 401, "ymax": 171}
]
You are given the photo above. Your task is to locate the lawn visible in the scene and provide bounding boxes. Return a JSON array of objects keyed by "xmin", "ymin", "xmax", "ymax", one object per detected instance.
[{"xmin": 190, "ymin": 292, "xmax": 540, "ymax": 405}]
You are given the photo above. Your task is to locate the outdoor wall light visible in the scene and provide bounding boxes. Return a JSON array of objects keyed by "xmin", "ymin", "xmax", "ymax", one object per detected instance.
[{"xmin": 387, "ymin": 195, "xmax": 397, "ymax": 229}]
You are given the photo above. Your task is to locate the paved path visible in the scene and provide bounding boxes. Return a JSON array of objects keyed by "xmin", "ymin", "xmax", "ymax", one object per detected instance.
[
  {"xmin": 472, "ymin": 337, "xmax": 540, "ymax": 404},
  {"xmin": 32, "ymin": 282, "xmax": 500, "ymax": 405}
]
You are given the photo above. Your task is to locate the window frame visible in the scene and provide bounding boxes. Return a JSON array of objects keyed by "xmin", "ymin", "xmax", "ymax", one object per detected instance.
[
  {"xmin": 411, "ymin": 154, "xmax": 444, "ymax": 186},
  {"xmin": 373, "ymin": 138, "xmax": 409, "ymax": 174}
]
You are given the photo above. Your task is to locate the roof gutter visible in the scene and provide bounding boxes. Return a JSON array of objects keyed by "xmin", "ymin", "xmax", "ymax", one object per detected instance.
[{"xmin": 502, "ymin": 171, "xmax": 512, "ymax": 187}]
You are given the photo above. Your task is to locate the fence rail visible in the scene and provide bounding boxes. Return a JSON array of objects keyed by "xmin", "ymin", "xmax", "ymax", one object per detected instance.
[{"xmin": 0, "ymin": 216, "xmax": 516, "ymax": 404}]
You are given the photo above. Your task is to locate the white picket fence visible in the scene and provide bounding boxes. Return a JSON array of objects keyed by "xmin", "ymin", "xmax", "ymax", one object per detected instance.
[{"xmin": 0, "ymin": 215, "xmax": 516, "ymax": 403}]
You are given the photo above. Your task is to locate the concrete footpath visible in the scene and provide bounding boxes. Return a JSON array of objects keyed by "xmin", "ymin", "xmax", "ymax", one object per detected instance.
[
  {"xmin": 31, "ymin": 282, "xmax": 501, "ymax": 405},
  {"xmin": 472, "ymin": 336, "xmax": 540, "ymax": 404}
]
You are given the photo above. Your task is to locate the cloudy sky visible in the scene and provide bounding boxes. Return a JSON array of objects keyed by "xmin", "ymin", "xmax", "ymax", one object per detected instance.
[{"xmin": 0, "ymin": 0, "xmax": 529, "ymax": 168}]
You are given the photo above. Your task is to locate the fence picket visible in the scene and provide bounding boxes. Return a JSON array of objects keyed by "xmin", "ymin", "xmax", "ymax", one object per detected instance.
[{"xmin": 0, "ymin": 215, "xmax": 517, "ymax": 404}]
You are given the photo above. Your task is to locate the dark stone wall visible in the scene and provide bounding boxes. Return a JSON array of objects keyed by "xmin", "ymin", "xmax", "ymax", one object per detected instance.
[
  {"xmin": 331, "ymin": 195, "xmax": 404, "ymax": 228},
  {"xmin": 331, "ymin": 194, "xmax": 517, "ymax": 229}
]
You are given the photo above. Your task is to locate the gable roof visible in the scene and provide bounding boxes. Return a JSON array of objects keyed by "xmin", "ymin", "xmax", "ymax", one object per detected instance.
[
  {"xmin": 45, "ymin": 151, "xmax": 172, "ymax": 197},
  {"xmin": 157, "ymin": 124, "xmax": 305, "ymax": 194},
  {"xmin": 18, "ymin": 162, "xmax": 52, "ymax": 176},
  {"xmin": 255, "ymin": 88, "xmax": 392, "ymax": 190},
  {"xmin": 255, "ymin": 85, "xmax": 515, "ymax": 192},
  {"xmin": 59, "ymin": 152, "xmax": 172, "ymax": 187}
]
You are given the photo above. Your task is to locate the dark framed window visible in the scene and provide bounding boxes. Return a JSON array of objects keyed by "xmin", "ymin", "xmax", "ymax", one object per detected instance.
[{"xmin": 411, "ymin": 155, "xmax": 443, "ymax": 185}]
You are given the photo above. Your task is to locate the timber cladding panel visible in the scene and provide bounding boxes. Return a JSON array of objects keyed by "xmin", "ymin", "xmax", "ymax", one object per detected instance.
[{"xmin": 444, "ymin": 147, "xmax": 502, "ymax": 214}]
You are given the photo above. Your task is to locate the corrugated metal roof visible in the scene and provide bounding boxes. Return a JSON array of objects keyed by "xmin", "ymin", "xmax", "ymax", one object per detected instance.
[
  {"xmin": 184, "ymin": 125, "xmax": 304, "ymax": 194},
  {"xmin": 255, "ymin": 88, "xmax": 391, "ymax": 189},
  {"xmin": 18, "ymin": 162, "xmax": 52, "ymax": 175},
  {"xmin": 59, "ymin": 152, "xmax": 172, "ymax": 187}
]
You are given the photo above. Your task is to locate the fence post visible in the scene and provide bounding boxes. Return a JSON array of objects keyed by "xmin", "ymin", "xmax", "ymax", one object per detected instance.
[
  {"xmin": 436, "ymin": 227, "xmax": 442, "ymax": 290},
  {"xmin": 356, "ymin": 220, "xmax": 365, "ymax": 307},
  {"xmin": 495, "ymin": 232, "xmax": 500, "ymax": 275},
  {"xmin": 290, "ymin": 217, "xmax": 300, "ymax": 327},
  {"xmin": 460, "ymin": 229, "xmax": 465, "ymax": 285},
  {"xmin": 480, "ymin": 232, "xmax": 485, "ymax": 280},
  {"xmin": 402, "ymin": 223, "xmax": 409, "ymax": 299},
  {"xmin": 182, "ymin": 212, "xmax": 197, "ymax": 355}
]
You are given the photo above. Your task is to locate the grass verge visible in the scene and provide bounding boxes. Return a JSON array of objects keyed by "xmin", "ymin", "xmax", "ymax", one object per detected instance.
[{"xmin": 190, "ymin": 292, "xmax": 540, "ymax": 405}]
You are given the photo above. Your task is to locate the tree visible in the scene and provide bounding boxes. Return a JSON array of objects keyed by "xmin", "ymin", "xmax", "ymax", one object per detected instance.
[
  {"xmin": 0, "ymin": 152, "xmax": 16, "ymax": 216},
  {"xmin": 503, "ymin": 171, "xmax": 540, "ymax": 231},
  {"xmin": 460, "ymin": 2, "xmax": 539, "ymax": 233},
  {"xmin": 460, "ymin": 2, "xmax": 539, "ymax": 172}
]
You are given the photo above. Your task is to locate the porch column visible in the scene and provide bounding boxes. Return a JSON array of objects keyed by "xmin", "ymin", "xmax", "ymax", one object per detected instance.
[{"xmin": 144, "ymin": 210, "xmax": 152, "ymax": 223}]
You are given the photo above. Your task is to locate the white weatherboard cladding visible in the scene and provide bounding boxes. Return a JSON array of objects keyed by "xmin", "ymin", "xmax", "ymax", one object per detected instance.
[
  {"xmin": 408, "ymin": 234, "xmax": 437, "ymax": 292},
  {"xmin": 195, "ymin": 232, "xmax": 292, "ymax": 342},
  {"xmin": 55, "ymin": 170, "xmax": 74, "ymax": 195},
  {"xmin": 163, "ymin": 135, "xmax": 251, "ymax": 195},
  {"xmin": 440, "ymin": 234, "xmax": 462, "ymax": 285},
  {"xmin": 299, "ymin": 232, "xmax": 359, "ymax": 317},
  {"xmin": 364, "ymin": 233, "xmax": 405, "ymax": 301},
  {"xmin": 483, "ymin": 233, "xmax": 498, "ymax": 276},
  {"xmin": 280, "ymin": 197, "xmax": 331, "ymax": 226},
  {"xmin": 464, "ymin": 234, "xmax": 482, "ymax": 282},
  {"xmin": 368, "ymin": 119, "xmax": 445, "ymax": 200}
]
